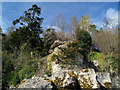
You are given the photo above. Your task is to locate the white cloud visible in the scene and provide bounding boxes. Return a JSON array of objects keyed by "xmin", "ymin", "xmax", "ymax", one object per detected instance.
[
  {"xmin": 92, "ymin": 8, "xmax": 118, "ymax": 30},
  {"xmin": 93, "ymin": 21, "xmax": 104, "ymax": 29},
  {"xmin": 105, "ymin": 8, "xmax": 118, "ymax": 26}
]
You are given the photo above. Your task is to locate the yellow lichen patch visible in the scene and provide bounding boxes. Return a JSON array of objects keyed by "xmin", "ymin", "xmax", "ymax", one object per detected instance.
[
  {"xmin": 104, "ymin": 82, "xmax": 112, "ymax": 88},
  {"xmin": 38, "ymin": 62, "xmax": 40, "ymax": 69},
  {"xmin": 78, "ymin": 74, "xmax": 93, "ymax": 89},
  {"xmin": 16, "ymin": 85, "xmax": 19, "ymax": 88},
  {"xmin": 68, "ymin": 71, "xmax": 76, "ymax": 78},
  {"xmin": 44, "ymin": 77, "xmax": 49, "ymax": 80},
  {"xmin": 43, "ymin": 77, "xmax": 53, "ymax": 83},
  {"xmin": 80, "ymin": 75, "xmax": 84, "ymax": 78},
  {"xmin": 42, "ymin": 79, "xmax": 45, "ymax": 81},
  {"xmin": 47, "ymin": 52, "xmax": 54, "ymax": 62},
  {"xmin": 78, "ymin": 77, "xmax": 92, "ymax": 88},
  {"xmin": 20, "ymin": 80, "xmax": 26, "ymax": 85}
]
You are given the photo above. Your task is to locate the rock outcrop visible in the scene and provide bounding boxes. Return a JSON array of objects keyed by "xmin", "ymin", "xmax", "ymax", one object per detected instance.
[
  {"xmin": 18, "ymin": 64, "xmax": 112, "ymax": 89},
  {"xmin": 18, "ymin": 77, "xmax": 53, "ymax": 89},
  {"xmin": 18, "ymin": 40, "xmax": 112, "ymax": 89},
  {"xmin": 96, "ymin": 72, "xmax": 112, "ymax": 88}
]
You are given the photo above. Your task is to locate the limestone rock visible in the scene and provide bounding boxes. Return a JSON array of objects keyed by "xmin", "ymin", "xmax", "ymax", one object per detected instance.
[
  {"xmin": 18, "ymin": 77, "xmax": 53, "ymax": 89},
  {"xmin": 51, "ymin": 63, "xmax": 99, "ymax": 88},
  {"xmin": 18, "ymin": 62, "xmax": 112, "ymax": 89},
  {"xmin": 96, "ymin": 72, "xmax": 112, "ymax": 88},
  {"xmin": 67, "ymin": 69, "xmax": 100, "ymax": 89},
  {"xmin": 50, "ymin": 62, "xmax": 76, "ymax": 88},
  {"xmin": 50, "ymin": 40, "xmax": 70, "ymax": 49},
  {"xmin": 93, "ymin": 60, "xmax": 99, "ymax": 67}
]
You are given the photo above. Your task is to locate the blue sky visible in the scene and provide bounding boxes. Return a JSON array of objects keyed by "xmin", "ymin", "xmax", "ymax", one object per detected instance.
[{"xmin": 1, "ymin": 2, "xmax": 118, "ymax": 33}]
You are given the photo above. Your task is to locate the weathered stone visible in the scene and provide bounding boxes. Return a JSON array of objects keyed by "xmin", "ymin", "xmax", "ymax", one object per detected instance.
[
  {"xmin": 18, "ymin": 67, "xmax": 112, "ymax": 89},
  {"xmin": 18, "ymin": 77, "xmax": 53, "ymax": 89},
  {"xmin": 50, "ymin": 40, "xmax": 71, "ymax": 49},
  {"xmin": 49, "ymin": 62, "xmax": 76, "ymax": 88},
  {"xmin": 93, "ymin": 60, "xmax": 99, "ymax": 67},
  {"xmin": 67, "ymin": 68, "xmax": 100, "ymax": 89},
  {"xmin": 51, "ymin": 63, "xmax": 99, "ymax": 89},
  {"xmin": 17, "ymin": 40, "xmax": 113, "ymax": 89},
  {"xmin": 96, "ymin": 72, "xmax": 112, "ymax": 88}
]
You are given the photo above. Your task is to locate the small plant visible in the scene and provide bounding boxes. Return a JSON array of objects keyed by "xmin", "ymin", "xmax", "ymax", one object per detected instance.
[{"xmin": 88, "ymin": 52, "xmax": 106, "ymax": 61}]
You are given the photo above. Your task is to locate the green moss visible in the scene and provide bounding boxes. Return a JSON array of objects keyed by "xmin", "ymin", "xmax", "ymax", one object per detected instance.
[{"xmin": 47, "ymin": 52, "xmax": 58, "ymax": 62}]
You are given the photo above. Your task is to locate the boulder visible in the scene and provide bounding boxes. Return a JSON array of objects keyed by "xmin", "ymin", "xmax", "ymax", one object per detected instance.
[
  {"xmin": 66, "ymin": 69, "xmax": 100, "ymax": 89},
  {"xmin": 50, "ymin": 62, "xmax": 76, "ymax": 88},
  {"xmin": 51, "ymin": 63, "xmax": 99, "ymax": 89},
  {"xmin": 96, "ymin": 72, "xmax": 112, "ymax": 88},
  {"xmin": 18, "ymin": 77, "xmax": 53, "ymax": 89},
  {"xmin": 18, "ymin": 68, "xmax": 112, "ymax": 89}
]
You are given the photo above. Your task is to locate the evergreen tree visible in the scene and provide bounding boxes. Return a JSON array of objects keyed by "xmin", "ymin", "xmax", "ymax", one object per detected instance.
[
  {"xmin": 76, "ymin": 29, "xmax": 92, "ymax": 63},
  {"xmin": 13, "ymin": 4, "xmax": 43, "ymax": 37},
  {"xmin": 44, "ymin": 27, "xmax": 57, "ymax": 50}
]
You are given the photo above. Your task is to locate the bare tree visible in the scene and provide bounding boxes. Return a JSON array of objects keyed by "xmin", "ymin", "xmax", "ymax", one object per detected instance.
[
  {"xmin": 54, "ymin": 14, "xmax": 66, "ymax": 32},
  {"xmin": 78, "ymin": 13, "xmax": 90, "ymax": 32},
  {"xmin": 93, "ymin": 24, "xmax": 118, "ymax": 56}
]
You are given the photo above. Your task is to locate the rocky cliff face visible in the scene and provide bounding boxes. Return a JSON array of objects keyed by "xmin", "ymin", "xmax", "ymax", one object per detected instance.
[
  {"xmin": 18, "ymin": 65, "xmax": 112, "ymax": 89},
  {"xmin": 17, "ymin": 40, "xmax": 112, "ymax": 89}
]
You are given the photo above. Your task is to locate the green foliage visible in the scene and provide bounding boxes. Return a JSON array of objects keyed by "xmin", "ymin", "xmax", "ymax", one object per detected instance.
[
  {"xmin": 7, "ymin": 4, "xmax": 44, "ymax": 54},
  {"xmin": 75, "ymin": 29, "xmax": 92, "ymax": 54},
  {"xmin": 88, "ymin": 52, "xmax": 118, "ymax": 72},
  {"xmin": 75, "ymin": 29, "xmax": 92, "ymax": 63},
  {"xmin": 33, "ymin": 47, "xmax": 48, "ymax": 57},
  {"xmin": 47, "ymin": 63, "xmax": 52, "ymax": 77},
  {"xmin": 2, "ymin": 4, "xmax": 119, "ymax": 89},
  {"xmin": 13, "ymin": 4, "xmax": 43, "ymax": 37},
  {"xmin": 10, "ymin": 59, "xmax": 40, "ymax": 87},
  {"xmin": 104, "ymin": 56, "xmax": 118, "ymax": 72},
  {"xmin": 43, "ymin": 28, "xmax": 57, "ymax": 52},
  {"xmin": 61, "ymin": 41, "xmax": 81, "ymax": 59},
  {"xmin": 78, "ymin": 13, "xmax": 90, "ymax": 31},
  {"xmin": 88, "ymin": 52, "xmax": 105, "ymax": 61},
  {"xmin": 2, "ymin": 51, "xmax": 14, "ymax": 88},
  {"xmin": 55, "ymin": 41, "xmax": 83, "ymax": 65},
  {"xmin": 12, "ymin": 73, "xmax": 20, "ymax": 86}
]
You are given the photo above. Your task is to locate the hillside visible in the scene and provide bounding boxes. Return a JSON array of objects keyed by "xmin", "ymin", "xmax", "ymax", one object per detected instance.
[{"xmin": 1, "ymin": 4, "xmax": 119, "ymax": 89}]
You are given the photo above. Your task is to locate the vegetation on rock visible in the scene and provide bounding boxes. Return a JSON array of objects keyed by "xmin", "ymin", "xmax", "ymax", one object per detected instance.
[{"xmin": 1, "ymin": 3, "xmax": 118, "ymax": 89}]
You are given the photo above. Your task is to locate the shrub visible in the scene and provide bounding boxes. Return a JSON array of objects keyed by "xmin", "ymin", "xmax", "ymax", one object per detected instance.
[
  {"xmin": 56, "ymin": 41, "xmax": 83, "ymax": 65},
  {"xmin": 88, "ymin": 52, "xmax": 106, "ymax": 61},
  {"xmin": 44, "ymin": 28, "xmax": 57, "ymax": 50},
  {"xmin": 75, "ymin": 29, "xmax": 92, "ymax": 63},
  {"xmin": 75, "ymin": 29, "xmax": 92, "ymax": 54},
  {"xmin": 104, "ymin": 56, "xmax": 118, "ymax": 72},
  {"xmin": 88, "ymin": 52, "xmax": 118, "ymax": 72}
]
